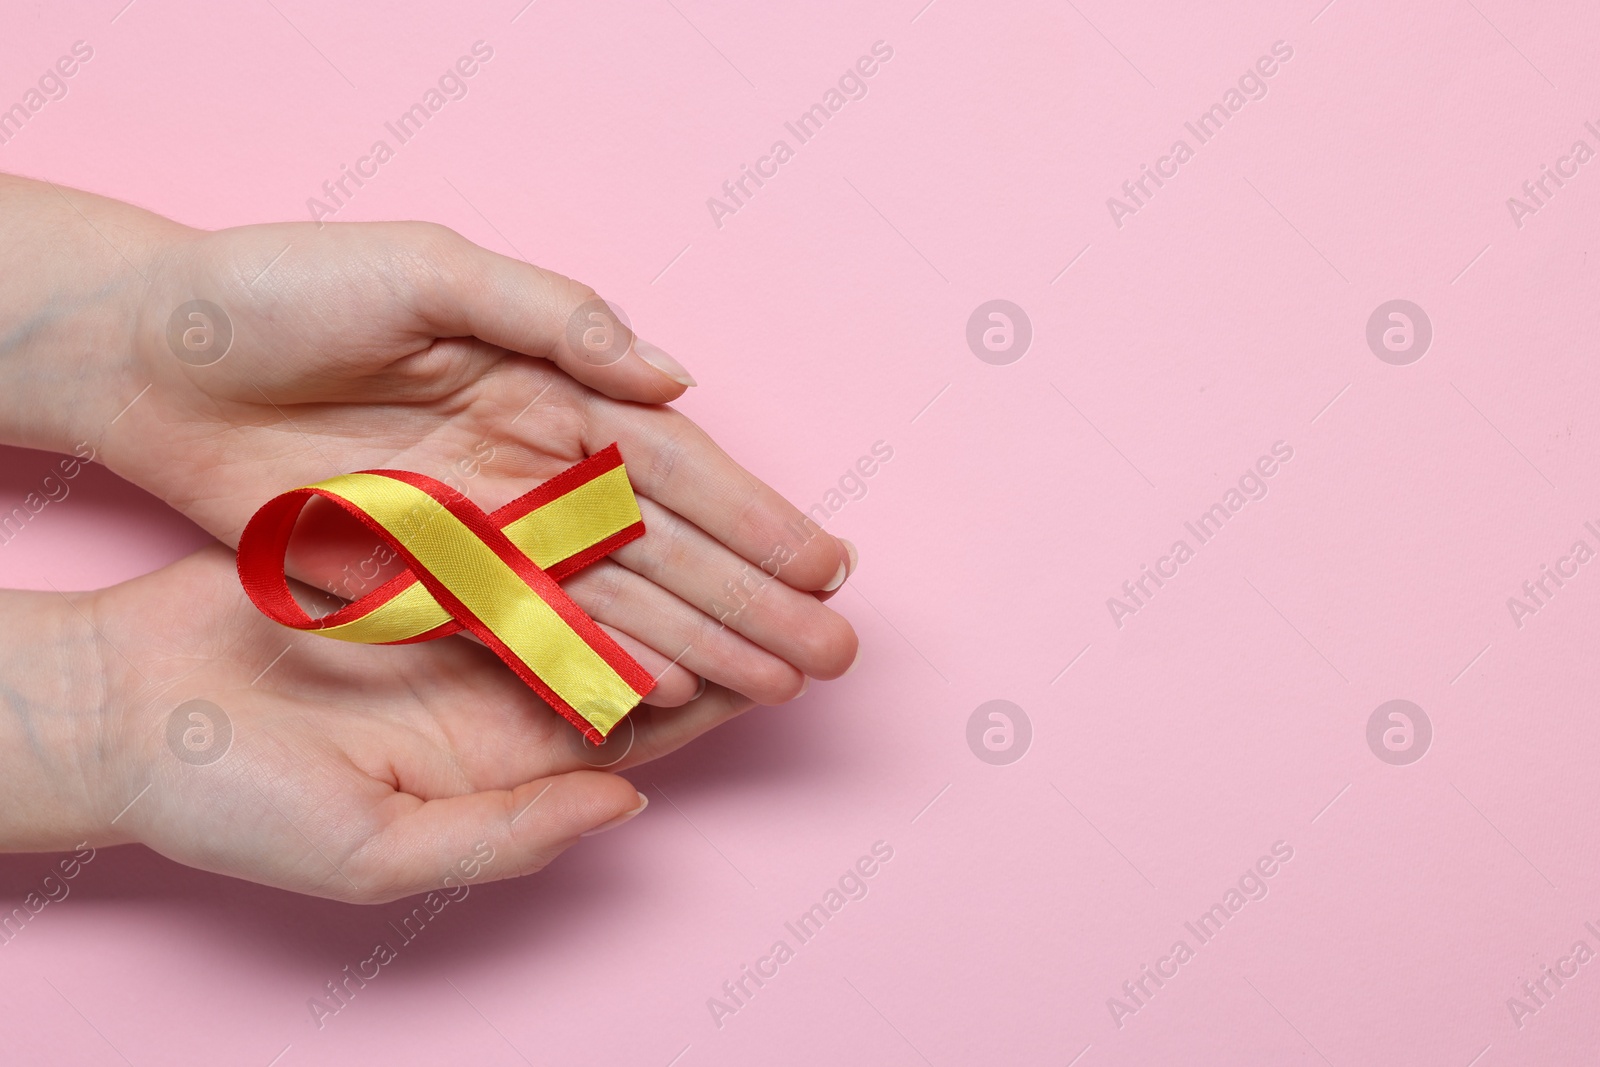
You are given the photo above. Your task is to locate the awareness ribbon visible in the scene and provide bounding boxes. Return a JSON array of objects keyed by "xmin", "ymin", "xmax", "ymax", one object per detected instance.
[{"xmin": 236, "ymin": 444, "xmax": 655, "ymax": 742}]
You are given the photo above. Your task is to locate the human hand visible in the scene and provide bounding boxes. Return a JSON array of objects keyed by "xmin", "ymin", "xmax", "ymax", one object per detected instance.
[
  {"xmin": 0, "ymin": 177, "xmax": 859, "ymax": 706},
  {"xmin": 18, "ymin": 545, "xmax": 762, "ymax": 902}
]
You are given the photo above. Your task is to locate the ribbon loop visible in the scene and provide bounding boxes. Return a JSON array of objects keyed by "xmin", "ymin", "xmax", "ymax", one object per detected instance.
[{"xmin": 237, "ymin": 444, "xmax": 655, "ymax": 742}]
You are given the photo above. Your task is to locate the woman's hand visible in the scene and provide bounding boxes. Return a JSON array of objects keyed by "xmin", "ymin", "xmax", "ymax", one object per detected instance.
[
  {"xmin": 0, "ymin": 176, "xmax": 858, "ymax": 705},
  {"xmin": 17, "ymin": 545, "xmax": 764, "ymax": 903}
]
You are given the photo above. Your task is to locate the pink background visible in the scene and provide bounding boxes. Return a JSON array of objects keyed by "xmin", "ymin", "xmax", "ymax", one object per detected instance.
[{"xmin": 2, "ymin": 0, "xmax": 1598, "ymax": 1063}]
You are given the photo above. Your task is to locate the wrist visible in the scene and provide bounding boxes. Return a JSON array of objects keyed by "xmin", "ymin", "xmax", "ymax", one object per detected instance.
[
  {"xmin": 0, "ymin": 174, "xmax": 185, "ymax": 459},
  {"xmin": 0, "ymin": 586, "xmax": 131, "ymax": 852}
]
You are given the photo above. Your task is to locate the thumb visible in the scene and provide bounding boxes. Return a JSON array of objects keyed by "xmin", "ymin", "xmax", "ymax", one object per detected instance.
[
  {"xmin": 418, "ymin": 232, "xmax": 696, "ymax": 403},
  {"xmin": 345, "ymin": 770, "xmax": 648, "ymax": 903}
]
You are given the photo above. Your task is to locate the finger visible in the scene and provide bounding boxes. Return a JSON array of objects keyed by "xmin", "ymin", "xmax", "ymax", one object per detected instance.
[
  {"xmin": 412, "ymin": 226, "xmax": 695, "ymax": 403},
  {"xmin": 610, "ymin": 498, "xmax": 858, "ymax": 679},
  {"xmin": 273, "ymin": 510, "xmax": 699, "ymax": 707},
  {"xmin": 596, "ymin": 621, "xmax": 700, "ymax": 707},
  {"xmin": 379, "ymin": 619, "xmax": 700, "ymax": 708},
  {"xmin": 345, "ymin": 770, "xmax": 646, "ymax": 902},
  {"xmin": 354, "ymin": 656, "xmax": 692, "ymax": 799},
  {"xmin": 564, "ymin": 560, "xmax": 807, "ymax": 706},
  {"xmin": 813, "ymin": 539, "xmax": 859, "ymax": 603},
  {"xmin": 614, "ymin": 683, "xmax": 760, "ymax": 770},
  {"xmin": 584, "ymin": 402, "xmax": 854, "ymax": 592}
]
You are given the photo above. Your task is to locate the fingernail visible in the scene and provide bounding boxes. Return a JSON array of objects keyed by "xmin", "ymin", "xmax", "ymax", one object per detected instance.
[
  {"xmin": 840, "ymin": 538, "xmax": 859, "ymax": 577},
  {"xmin": 843, "ymin": 645, "xmax": 862, "ymax": 676},
  {"xmin": 690, "ymin": 675, "xmax": 707, "ymax": 701},
  {"xmin": 635, "ymin": 340, "xmax": 697, "ymax": 387},
  {"xmin": 821, "ymin": 560, "xmax": 847, "ymax": 593},
  {"xmin": 796, "ymin": 676, "xmax": 811, "ymax": 699},
  {"xmin": 581, "ymin": 792, "xmax": 649, "ymax": 836}
]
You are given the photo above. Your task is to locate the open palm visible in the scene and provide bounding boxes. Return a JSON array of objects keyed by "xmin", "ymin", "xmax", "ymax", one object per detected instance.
[{"xmin": 88, "ymin": 544, "xmax": 762, "ymax": 903}]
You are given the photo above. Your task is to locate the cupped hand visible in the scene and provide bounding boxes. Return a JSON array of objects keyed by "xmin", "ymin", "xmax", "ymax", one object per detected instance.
[
  {"xmin": 83, "ymin": 544, "xmax": 760, "ymax": 903},
  {"xmin": 100, "ymin": 219, "xmax": 857, "ymax": 704}
]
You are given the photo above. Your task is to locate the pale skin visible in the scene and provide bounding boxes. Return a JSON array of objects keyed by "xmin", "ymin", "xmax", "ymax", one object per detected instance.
[{"xmin": 0, "ymin": 174, "xmax": 859, "ymax": 902}]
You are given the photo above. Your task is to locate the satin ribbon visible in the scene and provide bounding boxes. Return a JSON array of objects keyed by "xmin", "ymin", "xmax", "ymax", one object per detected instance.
[{"xmin": 236, "ymin": 444, "xmax": 655, "ymax": 742}]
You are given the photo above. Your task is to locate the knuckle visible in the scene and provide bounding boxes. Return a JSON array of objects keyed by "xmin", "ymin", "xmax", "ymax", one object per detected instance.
[
  {"xmin": 725, "ymin": 488, "xmax": 768, "ymax": 552},
  {"xmin": 398, "ymin": 221, "xmax": 474, "ymax": 278},
  {"xmin": 569, "ymin": 562, "xmax": 627, "ymax": 617},
  {"xmin": 644, "ymin": 420, "xmax": 690, "ymax": 494},
  {"xmin": 386, "ymin": 222, "xmax": 481, "ymax": 315},
  {"xmin": 563, "ymin": 278, "xmax": 600, "ymax": 309},
  {"xmin": 645, "ymin": 508, "xmax": 693, "ymax": 576},
  {"xmin": 547, "ymin": 275, "xmax": 600, "ymax": 326},
  {"xmin": 410, "ymin": 219, "xmax": 469, "ymax": 253},
  {"xmin": 716, "ymin": 639, "xmax": 805, "ymax": 704},
  {"xmin": 688, "ymin": 603, "xmax": 726, "ymax": 657}
]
